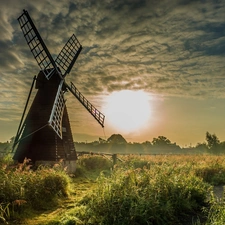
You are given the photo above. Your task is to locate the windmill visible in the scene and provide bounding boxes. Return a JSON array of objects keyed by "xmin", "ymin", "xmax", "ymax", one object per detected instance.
[{"xmin": 13, "ymin": 10, "xmax": 105, "ymax": 172}]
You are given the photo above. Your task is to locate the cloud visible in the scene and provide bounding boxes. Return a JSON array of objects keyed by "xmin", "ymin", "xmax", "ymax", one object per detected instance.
[{"xmin": 1, "ymin": 0, "xmax": 225, "ymax": 117}]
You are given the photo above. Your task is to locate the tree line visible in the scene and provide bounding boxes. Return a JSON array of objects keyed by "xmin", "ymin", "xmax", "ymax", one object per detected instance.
[
  {"xmin": 1, "ymin": 132, "xmax": 225, "ymax": 155},
  {"xmin": 75, "ymin": 132, "xmax": 225, "ymax": 154}
]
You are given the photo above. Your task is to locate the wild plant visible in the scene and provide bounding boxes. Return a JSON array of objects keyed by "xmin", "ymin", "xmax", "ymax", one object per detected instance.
[
  {"xmin": 0, "ymin": 157, "xmax": 72, "ymax": 223},
  {"xmin": 23, "ymin": 165, "xmax": 71, "ymax": 209},
  {"xmin": 0, "ymin": 203, "xmax": 10, "ymax": 224},
  {"xmin": 79, "ymin": 161, "xmax": 211, "ymax": 225},
  {"xmin": 77, "ymin": 155, "xmax": 112, "ymax": 170}
]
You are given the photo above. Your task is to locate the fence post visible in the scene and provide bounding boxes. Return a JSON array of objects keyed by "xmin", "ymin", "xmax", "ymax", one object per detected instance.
[{"xmin": 112, "ymin": 154, "xmax": 117, "ymax": 166}]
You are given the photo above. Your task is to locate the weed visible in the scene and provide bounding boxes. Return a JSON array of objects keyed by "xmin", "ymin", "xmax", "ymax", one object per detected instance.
[{"xmin": 77, "ymin": 155, "xmax": 112, "ymax": 170}]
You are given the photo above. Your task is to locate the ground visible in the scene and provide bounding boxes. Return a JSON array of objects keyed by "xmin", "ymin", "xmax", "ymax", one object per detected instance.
[
  {"xmin": 14, "ymin": 178, "xmax": 97, "ymax": 225},
  {"xmin": 13, "ymin": 181, "xmax": 224, "ymax": 225}
]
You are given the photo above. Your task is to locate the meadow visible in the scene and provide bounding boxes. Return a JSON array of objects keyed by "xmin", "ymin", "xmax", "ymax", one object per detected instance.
[{"xmin": 1, "ymin": 154, "xmax": 225, "ymax": 224}]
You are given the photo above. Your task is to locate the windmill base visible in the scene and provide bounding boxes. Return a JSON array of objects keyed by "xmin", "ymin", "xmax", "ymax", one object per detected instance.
[{"xmin": 35, "ymin": 160, "xmax": 77, "ymax": 173}]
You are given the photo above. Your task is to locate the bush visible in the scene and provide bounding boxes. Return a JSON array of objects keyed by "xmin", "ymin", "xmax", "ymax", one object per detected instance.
[
  {"xmin": 24, "ymin": 167, "xmax": 70, "ymax": 209},
  {"xmin": 77, "ymin": 155, "xmax": 112, "ymax": 170},
  {"xmin": 78, "ymin": 165, "xmax": 211, "ymax": 224},
  {"xmin": 123, "ymin": 155, "xmax": 150, "ymax": 169},
  {"xmin": 0, "ymin": 159, "xmax": 71, "ymax": 222},
  {"xmin": 203, "ymin": 201, "xmax": 225, "ymax": 225},
  {"xmin": 194, "ymin": 158, "xmax": 225, "ymax": 185}
]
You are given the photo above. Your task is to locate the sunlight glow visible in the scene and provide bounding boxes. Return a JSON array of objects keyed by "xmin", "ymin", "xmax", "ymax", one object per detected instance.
[{"xmin": 104, "ymin": 90, "xmax": 151, "ymax": 132}]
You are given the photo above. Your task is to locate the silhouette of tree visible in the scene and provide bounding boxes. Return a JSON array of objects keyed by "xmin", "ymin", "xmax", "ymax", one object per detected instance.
[
  {"xmin": 152, "ymin": 136, "xmax": 171, "ymax": 146},
  {"xmin": 206, "ymin": 132, "xmax": 220, "ymax": 149},
  {"xmin": 107, "ymin": 134, "xmax": 127, "ymax": 144},
  {"xmin": 195, "ymin": 142, "xmax": 208, "ymax": 151}
]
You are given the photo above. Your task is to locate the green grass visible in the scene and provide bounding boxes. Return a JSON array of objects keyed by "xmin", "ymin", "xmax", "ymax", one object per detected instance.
[
  {"xmin": 0, "ymin": 157, "xmax": 72, "ymax": 223},
  {"xmin": 2, "ymin": 154, "xmax": 225, "ymax": 224},
  {"xmin": 73, "ymin": 157, "xmax": 211, "ymax": 224}
]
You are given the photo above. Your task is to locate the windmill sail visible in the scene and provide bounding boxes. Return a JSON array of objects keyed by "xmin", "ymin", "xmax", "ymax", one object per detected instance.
[
  {"xmin": 14, "ymin": 9, "xmax": 105, "ymax": 171},
  {"xmin": 55, "ymin": 34, "xmax": 82, "ymax": 77},
  {"xmin": 66, "ymin": 82, "xmax": 105, "ymax": 127},
  {"xmin": 18, "ymin": 10, "xmax": 57, "ymax": 80},
  {"xmin": 48, "ymin": 80, "xmax": 65, "ymax": 139}
]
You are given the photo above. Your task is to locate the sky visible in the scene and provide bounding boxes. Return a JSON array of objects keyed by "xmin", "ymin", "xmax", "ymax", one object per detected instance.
[{"xmin": 1, "ymin": 0, "xmax": 225, "ymax": 147}]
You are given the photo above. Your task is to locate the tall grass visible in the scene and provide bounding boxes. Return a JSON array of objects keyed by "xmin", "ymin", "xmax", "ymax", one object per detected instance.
[
  {"xmin": 75, "ymin": 155, "xmax": 113, "ymax": 179},
  {"xmin": 0, "ymin": 157, "xmax": 71, "ymax": 223},
  {"xmin": 71, "ymin": 155, "xmax": 225, "ymax": 225},
  {"xmin": 2, "ymin": 154, "xmax": 225, "ymax": 224},
  {"xmin": 78, "ymin": 164, "xmax": 210, "ymax": 224},
  {"xmin": 77, "ymin": 155, "xmax": 112, "ymax": 170}
]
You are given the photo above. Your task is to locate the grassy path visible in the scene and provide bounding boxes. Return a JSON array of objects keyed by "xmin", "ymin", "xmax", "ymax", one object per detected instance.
[
  {"xmin": 21, "ymin": 178, "xmax": 97, "ymax": 225},
  {"xmin": 16, "ymin": 177, "xmax": 225, "ymax": 225}
]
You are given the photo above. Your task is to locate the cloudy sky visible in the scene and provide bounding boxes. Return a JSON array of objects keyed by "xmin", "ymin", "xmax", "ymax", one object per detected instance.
[{"xmin": 1, "ymin": 0, "xmax": 225, "ymax": 146}]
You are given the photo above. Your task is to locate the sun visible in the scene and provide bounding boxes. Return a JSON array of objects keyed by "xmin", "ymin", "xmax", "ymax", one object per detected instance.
[{"xmin": 104, "ymin": 90, "xmax": 151, "ymax": 132}]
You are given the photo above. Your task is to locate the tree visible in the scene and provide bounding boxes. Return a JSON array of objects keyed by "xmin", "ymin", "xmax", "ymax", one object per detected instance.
[
  {"xmin": 219, "ymin": 141, "xmax": 225, "ymax": 150},
  {"xmin": 195, "ymin": 142, "xmax": 208, "ymax": 151},
  {"xmin": 152, "ymin": 136, "xmax": 171, "ymax": 146},
  {"xmin": 206, "ymin": 131, "xmax": 220, "ymax": 149},
  {"xmin": 107, "ymin": 134, "xmax": 127, "ymax": 144},
  {"xmin": 205, "ymin": 132, "xmax": 220, "ymax": 150}
]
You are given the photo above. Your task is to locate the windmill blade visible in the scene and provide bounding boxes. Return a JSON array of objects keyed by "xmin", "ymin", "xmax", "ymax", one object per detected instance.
[
  {"xmin": 18, "ymin": 10, "xmax": 58, "ymax": 80},
  {"xmin": 65, "ymin": 82, "xmax": 105, "ymax": 127},
  {"xmin": 55, "ymin": 34, "xmax": 82, "ymax": 77},
  {"xmin": 48, "ymin": 80, "xmax": 65, "ymax": 139}
]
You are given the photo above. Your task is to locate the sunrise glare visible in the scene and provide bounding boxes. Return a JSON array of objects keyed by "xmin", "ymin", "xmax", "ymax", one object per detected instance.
[{"xmin": 104, "ymin": 90, "xmax": 151, "ymax": 132}]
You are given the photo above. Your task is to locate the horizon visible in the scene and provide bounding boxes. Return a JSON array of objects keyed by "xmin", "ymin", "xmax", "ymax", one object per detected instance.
[
  {"xmin": 2, "ymin": 130, "xmax": 220, "ymax": 149},
  {"xmin": 1, "ymin": 1, "xmax": 225, "ymax": 147}
]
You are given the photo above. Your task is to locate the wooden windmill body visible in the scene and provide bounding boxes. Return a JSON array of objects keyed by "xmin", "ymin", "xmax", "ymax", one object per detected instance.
[{"xmin": 13, "ymin": 10, "xmax": 105, "ymax": 172}]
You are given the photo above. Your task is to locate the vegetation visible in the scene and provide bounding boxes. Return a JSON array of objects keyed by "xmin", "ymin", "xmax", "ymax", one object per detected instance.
[
  {"xmin": 2, "ymin": 131, "xmax": 225, "ymax": 156},
  {"xmin": 1, "ymin": 154, "xmax": 225, "ymax": 224},
  {"xmin": 0, "ymin": 157, "xmax": 71, "ymax": 224},
  {"xmin": 73, "ymin": 132, "xmax": 225, "ymax": 155}
]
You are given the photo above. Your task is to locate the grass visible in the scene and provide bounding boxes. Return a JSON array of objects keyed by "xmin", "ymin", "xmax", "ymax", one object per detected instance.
[
  {"xmin": 0, "ymin": 157, "xmax": 72, "ymax": 224},
  {"xmin": 1, "ymin": 154, "xmax": 225, "ymax": 224}
]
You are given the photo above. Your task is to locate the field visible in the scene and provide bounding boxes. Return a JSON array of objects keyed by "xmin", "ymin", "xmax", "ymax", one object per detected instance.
[{"xmin": 1, "ymin": 154, "xmax": 225, "ymax": 224}]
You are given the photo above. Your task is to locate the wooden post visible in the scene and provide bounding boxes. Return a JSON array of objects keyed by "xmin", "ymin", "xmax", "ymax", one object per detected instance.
[{"xmin": 112, "ymin": 154, "xmax": 117, "ymax": 166}]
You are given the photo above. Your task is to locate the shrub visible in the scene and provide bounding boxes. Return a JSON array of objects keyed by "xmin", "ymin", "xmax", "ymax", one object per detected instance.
[
  {"xmin": 195, "ymin": 159, "xmax": 225, "ymax": 185},
  {"xmin": 24, "ymin": 166, "xmax": 71, "ymax": 209},
  {"xmin": 203, "ymin": 201, "xmax": 225, "ymax": 225},
  {"xmin": 0, "ymin": 159, "xmax": 71, "ymax": 223},
  {"xmin": 77, "ymin": 155, "xmax": 112, "ymax": 170},
  {"xmin": 122, "ymin": 155, "xmax": 150, "ymax": 169},
  {"xmin": 79, "ymin": 165, "xmax": 211, "ymax": 224}
]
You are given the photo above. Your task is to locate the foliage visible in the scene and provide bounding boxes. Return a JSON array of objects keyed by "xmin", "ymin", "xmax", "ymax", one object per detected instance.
[
  {"xmin": 3, "ymin": 154, "xmax": 225, "ymax": 224},
  {"xmin": 203, "ymin": 201, "xmax": 225, "ymax": 225},
  {"xmin": 107, "ymin": 134, "xmax": 127, "ymax": 144},
  {"xmin": 0, "ymin": 157, "xmax": 71, "ymax": 222},
  {"xmin": 77, "ymin": 155, "xmax": 112, "ymax": 171},
  {"xmin": 152, "ymin": 135, "xmax": 172, "ymax": 146},
  {"xmin": 206, "ymin": 131, "xmax": 220, "ymax": 150},
  {"xmin": 0, "ymin": 203, "xmax": 10, "ymax": 224},
  {"xmin": 195, "ymin": 142, "xmax": 208, "ymax": 150},
  {"xmin": 121, "ymin": 154, "xmax": 150, "ymax": 169},
  {"xmin": 24, "ymin": 165, "xmax": 70, "ymax": 209},
  {"xmin": 0, "ymin": 137, "xmax": 14, "ymax": 154},
  {"xmin": 73, "ymin": 155, "xmax": 213, "ymax": 225},
  {"xmin": 194, "ymin": 157, "xmax": 225, "ymax": 185}
]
